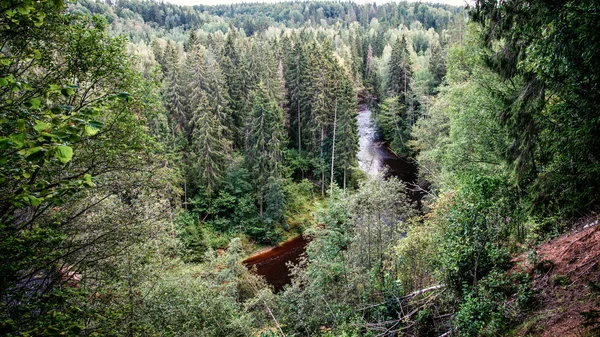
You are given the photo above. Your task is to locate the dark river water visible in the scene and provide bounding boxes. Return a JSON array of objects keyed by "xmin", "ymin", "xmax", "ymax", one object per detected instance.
[
  {"xmin": 243, "ymin": 235, "xmax": 307, "ymax": 292},
  {"xmin": 243, "ymin": 107, "xmax": 422, "ymax": 291}
]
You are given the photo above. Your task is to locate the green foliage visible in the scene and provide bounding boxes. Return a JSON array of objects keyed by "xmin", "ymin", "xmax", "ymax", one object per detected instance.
[
  {"xmin": 246, "ymin": 82, "xmax": 286, "ymax": 219},
  {"xmin": 454, "ymin": 271, "xmax": 533, "ymax": 337},
  {"xmin": 176, "ymin": 211, "xmax": 207, "ymax": 262},
  {"xmin": 472, "ymin": 0, "xmax": 600, "ymax": 216},
  {"xmin": 435, "ymin": 171, "xmax": 516, "ymax": 295},
  {"xmin": 376, "ymin": 96, "xmax": 412, "ymax": 155}
]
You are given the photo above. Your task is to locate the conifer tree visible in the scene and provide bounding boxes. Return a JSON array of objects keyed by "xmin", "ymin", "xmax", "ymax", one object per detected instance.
[
  {"xmin": 284, "ymin": 36, "xmax": 309, "ymax": 152},
  {"xmin": 387, "ymin": 35, "xmax": 412, "ymax": 105},
  {"xmin": 428, "ymin": 42, "xmax": 446, "ymax": 92},
  {"xmin": 185, "ymin": 39, "xmax": 208, "ymax": 140},
  {"xmin": 306, "ymin": 42, "xmax": 335, "ymax": 195},
  {"xmin": 221, "ymin": 28, "xmax": 246, "ymax": 149},
  {"xmin": 205, "ymin": 59, "xmax": 232, "ymax": 142},
  {"xmin": 189, "ymin": 95, "xmax": 227, "ymax": 197},
  {"xmin": 184, "ymin": 27, "xmax": 199, "ymax": 52},
  {"xmin": 162, "ymin": 42, "xmax": 186, "ymax": 136},
  {"xmin": 246, "ymin": 83, "xmax": 286, "ymax": 217},
  {"xmin": 335, "ymin": 77, "xmax": 359, "ymax": 191}
]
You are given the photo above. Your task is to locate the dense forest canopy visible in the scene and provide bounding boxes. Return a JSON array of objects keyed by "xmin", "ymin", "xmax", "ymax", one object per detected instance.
[{"xmin": 1, "ymin": 0, "xmax": 600, "ymax": 336}]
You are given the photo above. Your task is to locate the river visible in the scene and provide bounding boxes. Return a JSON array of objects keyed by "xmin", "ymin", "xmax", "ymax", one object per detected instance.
[{"xmin": 243, "ymin": 107, "xmax": 422, "ymax": 291}]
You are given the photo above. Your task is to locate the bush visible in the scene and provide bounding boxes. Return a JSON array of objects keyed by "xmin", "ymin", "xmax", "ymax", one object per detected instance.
[{"xmin": 454, "ymin": 270, "xmax": 533, "ymax": 337}]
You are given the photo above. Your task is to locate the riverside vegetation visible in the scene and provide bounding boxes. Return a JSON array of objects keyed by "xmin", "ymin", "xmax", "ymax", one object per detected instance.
[{"xmin": 1, "ymin": 0, "xmax": 600, "ymax": 336}]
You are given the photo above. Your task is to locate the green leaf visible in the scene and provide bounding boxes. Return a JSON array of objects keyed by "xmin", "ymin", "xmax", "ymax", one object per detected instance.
[
  {"xmin": 29, "ymin": 195, "xmax": 42, "ymax": 207},
  {"xmin": 0, "ymin": 78, "xmax": 8, "ymax": 86},
  {"xmin": 116, "ymin": 92, "xmax": 132, "ymax": 102},
  {"xmin": 0, "ymin": 137, "xmax": 11, "ymax": 149},
  {"xmin": 25, "ymin": 147, "xmax": 45, "ymax": 161},
  {"xmin": 54, "ymin": 145, "xmax": 73, "ymax": 164},
  {"xmin": 84, "ymin": 120, "xmax": 103, "ymax": 136},
  {"xmin": 61, "ymin": 88, "xmax": 75, "ymax": 97},
  {"xmin": 34, "ymin": 121, "xmax": 50, "ymax": 133},
  {"xmin": 83, "ymin": 174, "xmax": 94, "ymax": 187},
  {"xmin": 17, "ymin": 6, "xmax": 31, "ymax": 15},
  {"xmin": 9, "ymin": 133, "xmax": 25, "ymax": 148},
  {"xmin": 27, "ymin": 98, "xmax": 41, "ymax": 109}
]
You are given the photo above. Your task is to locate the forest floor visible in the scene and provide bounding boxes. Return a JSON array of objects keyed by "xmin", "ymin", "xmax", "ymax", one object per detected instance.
[{"xmin": 510, "ymin": 215, "xmax": 600, "ymax": 336}]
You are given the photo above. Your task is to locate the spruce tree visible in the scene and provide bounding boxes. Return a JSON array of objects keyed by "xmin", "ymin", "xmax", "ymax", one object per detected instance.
[
  {"xmin": 205, "ymin": 59, "xmax": 232, "ymax": 143},
  {"xmin": 246, "ymin": 83, "xmax": 285, "ymax": 217},
  {"xmin": 387, "ymin": 36, "xmax": 412, "ymax": 107},
  {"xmin": 284, "ymin": 36, "xmax": 309, "ymax": 153},
  {"xmin": 189, "ymin": 94, "xmax": 227, "ymax": 197},
  {"xmin": 184, "ymin": 39, "xmax": 208, "ymax": 140},
  {"xmin": 336, "ymin": 77, "xmax": 359, "ymax": 191},
  {"xmin": 162, "ymin": 42, "xmax": 186, "ymax": 136},
  {"xmin": 221, "ymin": 28, "xmax": 246, "ymax": 149},
  {"xmin": 428, "ymin": 42, "xmax": 446, "ymax": 92}
]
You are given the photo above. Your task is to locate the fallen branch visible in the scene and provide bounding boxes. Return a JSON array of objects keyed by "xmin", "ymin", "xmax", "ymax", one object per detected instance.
[{"xmin": 402, "ymin": 284, "xmax": 445, "ymax": 300}]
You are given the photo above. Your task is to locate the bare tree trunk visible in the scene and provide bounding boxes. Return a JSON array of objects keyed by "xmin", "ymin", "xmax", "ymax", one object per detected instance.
[
  {"xmin": 297, "ymin": 99, "xmax": 301, "ymax": 152},
  {"xmin": 321, "ymin": 125, "xmax": 325, "ymax": 197}
]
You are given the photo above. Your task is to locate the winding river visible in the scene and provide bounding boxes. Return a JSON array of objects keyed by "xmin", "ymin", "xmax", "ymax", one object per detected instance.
[{"xmin": 243, "ymin": 107, "xmax": 422, "ymax": 291}]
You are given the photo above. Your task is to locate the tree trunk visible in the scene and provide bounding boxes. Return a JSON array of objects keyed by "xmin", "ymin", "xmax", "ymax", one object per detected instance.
[
  {"xmin": 297, "ymin": 98, "xmax": 301, "ymax": 152},
  {"xmin": 321, "ymin": 125, "xmax": 325, "ymax": 197}
]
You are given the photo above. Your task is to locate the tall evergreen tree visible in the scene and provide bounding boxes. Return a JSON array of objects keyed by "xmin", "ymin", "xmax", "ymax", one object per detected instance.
[
  {"xmin": 189, "ymin": 94, "xmax": 227, "ymax": 197},
  {"xmin": 221, "ymin": 28, "xmax": 246, "ymax": 149},
  {"xmin": 387, "ymin": 35, "xmax": 412, "ymax": 106},
  {"xmin": 335, "ymin": 77, "xmax": 359, "ymax": 191},
  {"xmin": 205, "ymin": 59, "xmax": 232, "ymax": 142},
  {"xmin": 246, "ymin": 83, "xmax": 286, "ymax": 217},
  {"xmin": 428, "ymin": 42, "xmax": 446, "ymax": 92},
  {"xmin": 162, "ymin": 42, "xmax": 186, "ymax": 136},
  {"xmin": 184, "ymin": 39, "xmax": 208, "ymax": 140},
  {"xmin": 284, "ymin": 36, "xmax": 309, "ymax": 152}
]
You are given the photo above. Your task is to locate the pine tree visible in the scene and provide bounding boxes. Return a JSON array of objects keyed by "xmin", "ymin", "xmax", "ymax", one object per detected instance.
[
  {"xmin": 387, "ymin": 35, "xmax": 412, "ymax": 106},
  {"xmin": 284, "ymin": 36, "xmax": 309, "ymax": 152},
  {"xmin": 377, "ymin": 96, "xmax": 410, "ymax": 154},
  {"xmin": 162, "ymin": 42, "xmax": 186, "ymax": 136},
  {"xmin": 306, "ymin": 42, "xmax": 333, "ymax": 195},
  {"xmin": 221, "ymin": 28, "xmax": 246, "ymax": 149},
  {"xmin": 428, "ymin": 42, "xmax": 446, "ymax": 92},
  {"xmin": 185, "ymin": 39, "xmax": 208, "ymax": 140},
  {"xmin": 205, "ymin": 59, "xmax": 232, "ymax": 143},
  {"xmin": 184, "ymin": 27, "xmax": 198, "ymax": 52},
  {"xmin": 246, "ymin": 83, "xmax": 285, "ymax": 217},
  {"xmin": 335, "ymin": 77, "xmax": 359, "ymax": 191},
  {"xmin": 189, "ymin": 95, "xmax": 227, "ymax": 197}
]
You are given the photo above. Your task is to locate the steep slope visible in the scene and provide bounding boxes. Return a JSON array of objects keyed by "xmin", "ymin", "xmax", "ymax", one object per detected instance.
[{"xmin": 511, "ymin": 218, "xmax": 600, "ymax": 336}]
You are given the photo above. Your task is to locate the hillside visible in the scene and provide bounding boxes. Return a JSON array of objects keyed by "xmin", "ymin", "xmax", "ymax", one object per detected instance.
[{"xmin": 511, "ymin": 217, "xmax": 600, "ymax": 336}]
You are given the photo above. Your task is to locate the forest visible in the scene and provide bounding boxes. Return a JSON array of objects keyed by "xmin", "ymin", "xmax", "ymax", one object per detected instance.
[{"xmin": 1, "ymin": 0, "xmax": 600, "ymax": 336}]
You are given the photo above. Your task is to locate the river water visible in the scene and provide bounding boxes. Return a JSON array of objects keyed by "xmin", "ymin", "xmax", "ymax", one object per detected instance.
[
  {"xmin": 243, "ymin": 107, "xmax": 422, "ymax": 291},
  {"xmin": 356, "ymin": 108, "xmax": 423, "ymax": 203}
]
